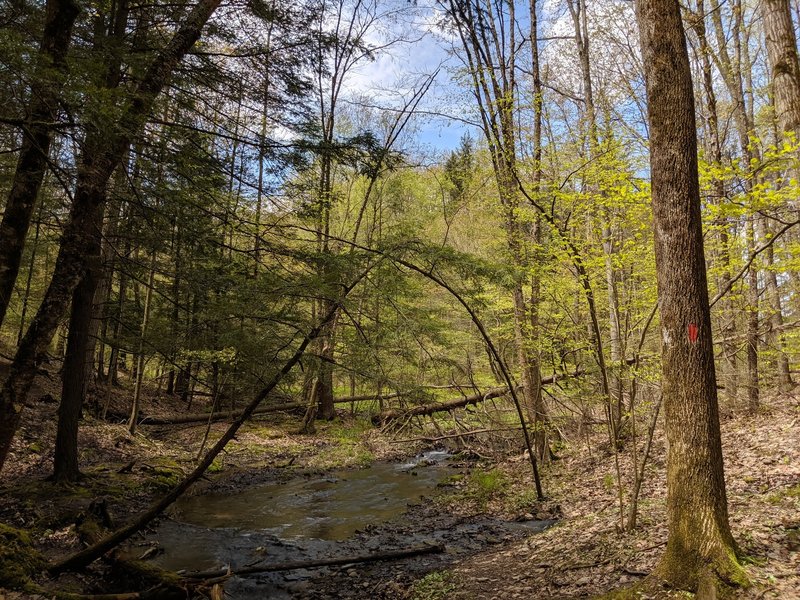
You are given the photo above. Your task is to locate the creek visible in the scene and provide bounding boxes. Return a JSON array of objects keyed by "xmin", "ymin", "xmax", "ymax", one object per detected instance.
[{"xmin": 133, "ymin": 451, "xmax": 552, "ymax": 598}]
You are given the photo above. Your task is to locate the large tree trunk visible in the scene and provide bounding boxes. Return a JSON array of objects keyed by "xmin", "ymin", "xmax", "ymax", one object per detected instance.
[
  {"xmin": 636, "ymin": 0, "xmax": 749, "ymax": 592},
  {"xmin": 689, "ymin": 0, "xmax": 740, "ymax": 404},
  {"xmin": 0, "ymin": 0, "xmax": 81, "ymax": 327},
  {"xmin": 761, "ymin": 0, "xmax": 800, "ymax": 134},
  {"xmin": 0, "ymin": 0, "xmax": 222, "ymax": 474},
  {"xmin": 52, "ymin": 205, "xmax": 104, "ymax": 482}
]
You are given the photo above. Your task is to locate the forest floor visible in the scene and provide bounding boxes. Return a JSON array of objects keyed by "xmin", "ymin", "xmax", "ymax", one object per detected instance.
[{"xmin": 0, "ymin": 366, "xmax": 798, "ymax": 599}]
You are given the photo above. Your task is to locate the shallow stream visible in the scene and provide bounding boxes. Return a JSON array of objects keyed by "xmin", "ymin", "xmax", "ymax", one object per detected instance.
[{"xmin": 132, "ymin": 451, "xmax": 552, "ymax": 598}]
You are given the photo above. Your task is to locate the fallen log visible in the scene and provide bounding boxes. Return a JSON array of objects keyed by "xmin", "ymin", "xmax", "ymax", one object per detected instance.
[
  {"xmin": 138, "ymin": 389, "xmax": 439, "ymax": 425},
  {"xmin": 138, "ymin": 401, "xmax": 310, "ymax": 425},
  {"xmin": 373, "ymin": 385, "xmax": 519, "ymax": 424},
  {"xmin": 374, "ymin": 359, "xmax": 641, "ymax": 424},
  {"xmin": 183, "ymin": 543, "xmax": 445, "ymax": 580}
]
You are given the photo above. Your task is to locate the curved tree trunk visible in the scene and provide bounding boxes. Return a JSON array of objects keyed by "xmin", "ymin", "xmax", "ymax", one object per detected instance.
[{"xmin": 636, "ymin": 0, "xmax": 749, "ymax": 592}]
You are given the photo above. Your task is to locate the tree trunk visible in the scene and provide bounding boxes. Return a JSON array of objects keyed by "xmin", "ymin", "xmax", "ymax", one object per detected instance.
[
  {"xmin": 746, "ymin": 220, "xmax": 760, "ymax": 410},
  {"xmin": 128, "ymin": 253, "xmax": 156, "ymax": 434},
  {"xmin": 761, "ymin": 0, "xmax": 800, "ymax": 134},
  {"xmin": 0, "ymin": 0, "xmax": 81, "ymax": 328},
  {"xmin": 16, "ymin": 193, "xmax": 46, "ymax": 346},
  {"xmin": 52, "ymin": 205, "xmax": 105, "ymax": 482},
  {"xmin": 758, "ymin": 218, "xmax": 793, "ymax": 389},
  {"xmin": 636, "ymin": 0, "xmax": 749, "ymax": 591},
  {"xmin": 689, "ymin": 0, "xmax": 740, "ymax": 404}
]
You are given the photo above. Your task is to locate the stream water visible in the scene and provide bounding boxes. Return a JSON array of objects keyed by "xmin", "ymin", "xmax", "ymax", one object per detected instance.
[
  {"xmin": 171, "ymin": 450, "xmax": 455, "ymax": 541},
  {"xmin": 132, "ymin": 452, "xmax": 553, "ymax": 598}
]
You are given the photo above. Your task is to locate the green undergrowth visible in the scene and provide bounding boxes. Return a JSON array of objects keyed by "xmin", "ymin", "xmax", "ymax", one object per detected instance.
[
  {"xmin": 766, "ymin": 483, "xmax": 800, "ymax": 505},
  {"xmin": 308, "ymin": 419, "xmax": 375, "ymax": 469},
  {"xmin": 410, "ymin": 570, "xmax": 457, "ymax": 600},
  {"xmin": 438, "ymin": 466, "xmax": 514, "ymax": 511}
]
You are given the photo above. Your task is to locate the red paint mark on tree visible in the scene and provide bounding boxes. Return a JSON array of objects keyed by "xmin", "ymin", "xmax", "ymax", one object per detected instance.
[{"xmin": 688, "ymin": 323, "xmax": 699, "ymax": 343}]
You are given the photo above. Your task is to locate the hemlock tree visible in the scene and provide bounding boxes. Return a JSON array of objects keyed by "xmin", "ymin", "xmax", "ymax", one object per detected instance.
[
  {"xmin": 0, "ymin": 0, "xmax": 222, "ymax": 474},
  {"xmin": 635, "ymin": 0, "xmax": 749, "ymax": 594}
]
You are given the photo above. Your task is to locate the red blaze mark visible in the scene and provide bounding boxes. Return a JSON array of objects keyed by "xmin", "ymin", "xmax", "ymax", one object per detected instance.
[{"xmin": 688, "ymin": 323, "xmax": 699, "ymax": 343}]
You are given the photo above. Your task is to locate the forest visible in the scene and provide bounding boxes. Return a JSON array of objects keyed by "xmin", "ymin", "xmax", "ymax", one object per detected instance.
[{"xmin": 0, "ymin": 0, "xmax": 798, "ymax": 598}]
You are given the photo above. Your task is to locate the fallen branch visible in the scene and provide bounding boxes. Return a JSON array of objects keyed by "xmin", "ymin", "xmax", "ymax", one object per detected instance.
[
  {"xmin": 183, "ymin": 543, "xmax": 445, "ymax": 580},
  {"xmin": 374, "ymin": 386, "xmax": 520, "ymax": 423},
  {"xmin": 709, "ymin": 218, "xmax": 800, "ymax": 308},
  {"xmin": 139, "ymin": 398, "xmax": 346, "ymax": 425}
]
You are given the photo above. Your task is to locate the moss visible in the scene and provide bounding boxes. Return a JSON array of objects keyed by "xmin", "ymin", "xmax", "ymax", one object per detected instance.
[
  {"xmin": 207, "ymin": 457, "xmax": 225, "ymax": 474},
  {"xmin": 76, "ymin": 518, "xmax": 103, "ymax": 544},
  {"xmin": 647, "ymin": 541, "xmax": 750, "ymax": 600},
  {"xmin": 110, "ymin": 559, "xmax": 185, "ymax": 598},
  {"xmin": 0, "ymin": 524, "xmax": 46, "ymax": 589}
]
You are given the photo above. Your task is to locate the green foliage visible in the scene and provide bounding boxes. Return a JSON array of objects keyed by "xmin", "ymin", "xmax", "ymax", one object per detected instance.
[
  {"xmin": 410, "ymin": 570, "xmax": 457, "ymax": 600},
  {"xmin": 766, "ymin": 484, "xmax": 800, "ymax": 505}
]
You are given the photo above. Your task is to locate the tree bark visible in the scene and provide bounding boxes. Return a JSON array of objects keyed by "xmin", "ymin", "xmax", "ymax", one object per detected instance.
[
  {"xmin": 761, "ymin": 0, "xmax": 800, "ymax": 134},
  {"xmin": 688, "ymin": 0, "xmax": 740, "ymax": 404},
  {"xmin": 0, "ymin": 0, "xmax": 81, "ymax": 327},
  {"xmin": 52, "ymin": 205, "xmax": 105, "ymax": 482},
  {"xmin": 636, "ymin": 0, "xmax": 749, "ymax": 591},
  {"xmin": 0, "ymin": 0, "xmax": 222, "ymax": 474}
]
